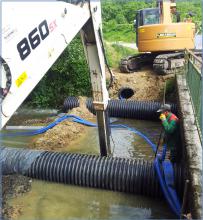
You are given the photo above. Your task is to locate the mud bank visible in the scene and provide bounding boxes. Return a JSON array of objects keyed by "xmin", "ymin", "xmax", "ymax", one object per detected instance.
[
  {"xmin": 3, "ymin": 175, "xmax": 31, "ymax": 219},
  {"xmin": 109, "ymin": 67, "xmax": 175, "ymax": 102},
  {"xmin": 30, "ymin": 97, "xmax": 96, "ymax": 152}
]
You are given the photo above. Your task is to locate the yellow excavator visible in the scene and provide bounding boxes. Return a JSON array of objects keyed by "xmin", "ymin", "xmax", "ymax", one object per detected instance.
[{"xmin": 119, "ymin": 0, "xmax": 195, "ymax": 74}]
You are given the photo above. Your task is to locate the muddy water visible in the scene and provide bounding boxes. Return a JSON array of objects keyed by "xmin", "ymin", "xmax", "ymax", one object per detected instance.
[
  {"xmin": 9, "ymin": 181, "xmax": 174, "ymax": 220},
  {"xmin": 0, "ymin": 110, "xmax": 57, "ymax": 148},
  {"xmin": 2, "ymin": 115, "xmax": 175, "ymax": 219},
  {"xmin": 71, "ymin": 118, "xmax": 161, "ymax": 160}
]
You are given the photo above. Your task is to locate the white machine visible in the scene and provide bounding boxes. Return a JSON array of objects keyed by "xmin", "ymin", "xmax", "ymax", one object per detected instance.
[{"xmin": 1, "ymin": 0, "xmax": 111, "ymax": 155}]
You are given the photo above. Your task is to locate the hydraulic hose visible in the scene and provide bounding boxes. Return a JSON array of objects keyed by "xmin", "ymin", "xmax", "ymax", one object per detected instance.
[
  {"xmin": 0, "ymin": 147, "xmax": 183, "ymax": 199},
  {"xmin": 98, "ymin": 28, "xmax": 114, "ymax": 90},
  {"xmin": 86, "ymin": 99, "xmax": 177, "ymax": 121}
]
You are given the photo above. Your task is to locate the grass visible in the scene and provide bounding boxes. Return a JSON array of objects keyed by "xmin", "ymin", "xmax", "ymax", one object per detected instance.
[
  {"xmin": 104, "ymin": 42, "xmax": 138, "ymax": 68},
  {"xmin": 103, "ymin": 21, "xmax": 137, "ymax": 68},
  {"xmin": 102, "ymin": 21, "xmax": 138, "ymax": 68},
  {"xmin": 163, "ymin": 78, "xmax": 176, "ymax": 103},
  {"xmin": 103, "ymin": 23, "xmax": 136, "ymax": 43}
]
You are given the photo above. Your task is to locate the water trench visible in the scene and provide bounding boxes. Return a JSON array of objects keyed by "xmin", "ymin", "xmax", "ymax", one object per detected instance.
[{"xmin": 1, "ymin": 113, "xmax": 177, "ymax": 219}]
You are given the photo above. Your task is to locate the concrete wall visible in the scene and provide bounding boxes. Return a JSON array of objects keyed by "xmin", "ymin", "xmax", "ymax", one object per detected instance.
[{"xmin": 176, "ymin": 73, "xmax": 202, "ymax": 219}]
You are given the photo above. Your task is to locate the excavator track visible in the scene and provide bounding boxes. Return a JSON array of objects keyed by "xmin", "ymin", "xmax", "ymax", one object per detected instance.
[
  {"xmin": 153, "ymin": 52, "xmax": 185, "ymax": 75},
  {"xmin": 120, "ymin": 52, "xmax": 185, "ymax": 75},
  {"xmin": 119, "ymin": 53, "xmax": 156, "ymax": 73}
]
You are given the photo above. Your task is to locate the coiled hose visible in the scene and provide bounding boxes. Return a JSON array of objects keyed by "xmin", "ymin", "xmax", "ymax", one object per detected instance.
[
  {"xmin": 63, "ymin": 96, "xmax": 79, "ymax": 112},
  {"xmin": 86, "ymin": 99, "xmax": 177, "ymax": 121}
]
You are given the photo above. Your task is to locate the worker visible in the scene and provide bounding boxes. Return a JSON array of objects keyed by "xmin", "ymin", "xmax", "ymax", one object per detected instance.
[
  {"xmin": 184, "ymin": 12, "xmax": 193, "ymax": 23},
  {"xmin": 157, "ymin": 104, "xmax": 181, "ymax": 163},
  {"xmin": 170, "ymin": 3, "xmax": 180, "ymax": 23}
]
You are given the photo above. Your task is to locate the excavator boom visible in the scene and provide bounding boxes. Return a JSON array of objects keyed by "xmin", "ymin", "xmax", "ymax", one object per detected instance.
[
  {"xmin": 2, "ymin": 2, "xmax": 89, "ymax": 126},
  {"xmin": 1, "ymin": 1, "xmax": 111, "ymax": 155}
]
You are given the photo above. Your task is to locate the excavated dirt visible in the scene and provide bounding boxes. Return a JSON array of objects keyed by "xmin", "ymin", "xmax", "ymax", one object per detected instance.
[
  {"xmin": 109, "ymin": 66, "xmax": 174, "ymax": 101},
  {"xmin": 30, "ymin": 96, "xmax": 96, "ymax": 152}
]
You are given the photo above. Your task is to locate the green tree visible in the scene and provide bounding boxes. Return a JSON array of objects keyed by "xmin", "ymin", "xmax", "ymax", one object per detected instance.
[
  {"xmin": 26, "ymin": 37, "xmax": 91, "ymax": 108},
  {"xmin": 116, "ymin": 14, "xmax": 127, "ymax": 24}
]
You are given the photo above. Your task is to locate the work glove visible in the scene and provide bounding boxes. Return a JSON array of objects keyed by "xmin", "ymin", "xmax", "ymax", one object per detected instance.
[{"xmin": 159, "ymin": 113, "xmax": 166, "ymax": 121}]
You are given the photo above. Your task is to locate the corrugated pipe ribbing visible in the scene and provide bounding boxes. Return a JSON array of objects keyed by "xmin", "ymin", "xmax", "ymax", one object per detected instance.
[
  {"xmin": 28, "ymin": 152, "xmax": 183, "ymax": 198},
  {"xmin": 0, "ymin": 147, "xmax": 183, "ymax": 198},
  {"xmin": 63, "ymin": 96, "xmax": 79, "ymax": 112},
  {"xmin": 86, "ymin": 99, "xmax": 177, "ymax": 121}
]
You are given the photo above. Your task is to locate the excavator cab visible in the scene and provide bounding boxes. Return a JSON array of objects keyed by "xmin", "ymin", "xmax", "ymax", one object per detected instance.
[
  {"xmin": 137, "ymin": 8, "xmax": 160, "ymax": 26},
  {"xmin": 135, "ymin": 8, "xmax": 160, "ymax": 46}
]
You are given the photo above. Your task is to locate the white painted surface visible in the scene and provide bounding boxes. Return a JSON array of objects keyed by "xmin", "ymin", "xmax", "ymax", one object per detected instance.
[
  {"xmin": 1, "ymin": 2, "xmax": 91, "ymax": 128},
  {"xmin": 195, "ymin": 35, "xmax": 202, "ymax": 49}
]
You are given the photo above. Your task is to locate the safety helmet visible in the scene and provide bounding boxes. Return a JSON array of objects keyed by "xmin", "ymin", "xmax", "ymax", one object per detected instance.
[
  {"xmin": 157, "ymin": 104, "xmax": 171, "ymax": 113},
  {"xmin": 170, "ymin": 3, "xmax": 176, "ymax": 8}
]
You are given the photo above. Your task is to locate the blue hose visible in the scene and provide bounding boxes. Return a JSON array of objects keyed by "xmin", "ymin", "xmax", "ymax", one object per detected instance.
[
  {"xmin": 1, "ymin": 114, "xmax": 157, "ymax": 152},
  {"xmin": 0, "ymin": 115, "xmax": 90, "ymax": 137},
  {"xmin": 153, "ymin": 136, "xmax": 181, "ymax": 218},
  {"xmin": 154, "ymin": 158, "xmax": 181, "ymax": 217},
  {"xmin": 111, "ymin": 124, "xmax": 157, "ymax": 152}
]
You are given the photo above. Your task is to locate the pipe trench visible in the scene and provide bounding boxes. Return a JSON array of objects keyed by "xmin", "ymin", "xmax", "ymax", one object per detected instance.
[
  {"xmin": 86, "ymin": 99, "xmax": 177, "ymax": 120},
  {"xmin": 0, "ymin": 147, "xmax": 183, "ymax": 199}
]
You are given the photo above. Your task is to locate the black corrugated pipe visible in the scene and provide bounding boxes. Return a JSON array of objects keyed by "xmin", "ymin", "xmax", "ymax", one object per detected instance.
[
  {"xmin": 86, "ymin": 99, "xmax": 177, "ymax": 121},
  {"xmin": 63, "ymin": 96, "xmax": 79, "ymax": 112},
  {"xmin": 0, "ymin": 147, "xmax": 183, "ymax": 198}
]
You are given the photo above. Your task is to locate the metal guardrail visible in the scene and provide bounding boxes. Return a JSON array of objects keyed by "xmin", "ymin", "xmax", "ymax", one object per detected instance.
[{"xmin": 184, "ymin": 49, "xmax": 202, "ymax": 137}]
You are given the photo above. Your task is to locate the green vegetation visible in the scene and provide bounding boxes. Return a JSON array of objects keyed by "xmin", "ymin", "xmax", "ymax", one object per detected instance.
[
  {"xmin": 26, "ymin": 37, "xmax": 91, "ymax": 108},
  {"xmin": 102, "ymin": 1, "xmax": 155, "ymax": 42},
  {"xmin": 103, "ymin": 23, "xmax": 135, "ymax": 42},
  {"xmin": 166, "ymin": 78, "xmax": 175, "ymax": 94},
  {"xmin": 102, "ymin": 0, "xmax": 202, "ymax": 43},
  {"xmin": 159, "ymin": 78, "xmax": 176, "ymax": 102},
  {"xmin": 176, "ymin": 2, "xmax": 202, "ymax": 33},
  {"xmin": 105, "ymin": 43, "xmax": 137, "ymax": 67}
]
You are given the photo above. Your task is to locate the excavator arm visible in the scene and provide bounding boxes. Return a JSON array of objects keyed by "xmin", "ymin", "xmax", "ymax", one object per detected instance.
[{"xmin": 1, "ymin": 1, "xmax": 111, "ymax": 155}]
